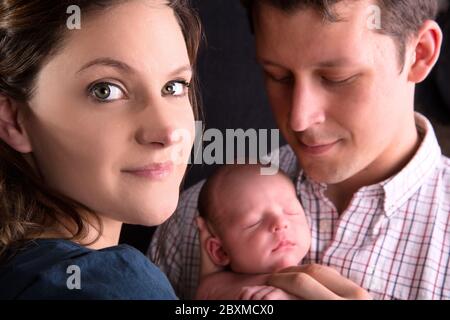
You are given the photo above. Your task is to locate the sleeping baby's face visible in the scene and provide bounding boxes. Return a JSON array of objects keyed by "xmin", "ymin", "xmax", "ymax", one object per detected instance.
[{"xmin": 216, "ymin": 171, "xmax": 311, "ymax": 274}]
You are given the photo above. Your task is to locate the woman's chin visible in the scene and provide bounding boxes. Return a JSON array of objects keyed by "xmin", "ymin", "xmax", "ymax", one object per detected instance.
[{"xmin": 133, "ymin": 198, "xmax": 179, "ymax": 226}]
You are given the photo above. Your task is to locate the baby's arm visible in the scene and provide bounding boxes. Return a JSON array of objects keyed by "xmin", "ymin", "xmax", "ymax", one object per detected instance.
[{"xmin": 196, "ymin": 272, "xmax": 298, "ymax": 300}]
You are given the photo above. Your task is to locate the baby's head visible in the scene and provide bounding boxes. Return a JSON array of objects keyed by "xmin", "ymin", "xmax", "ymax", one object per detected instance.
[{"xmin": 198, "ymin": 164, "xmax": 311, "ymax": 274}]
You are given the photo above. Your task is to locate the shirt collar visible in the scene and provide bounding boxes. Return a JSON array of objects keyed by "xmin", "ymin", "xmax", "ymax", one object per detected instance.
[
  {"xmin": 296, "ymin": 113, "xmax": 442, "ymax": 217},
  {"xmin": 381, "ymin": 113, "xmax": 441, "ymax": 217}
]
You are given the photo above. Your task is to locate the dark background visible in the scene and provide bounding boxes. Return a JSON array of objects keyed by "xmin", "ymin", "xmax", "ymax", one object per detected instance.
[{"xmin": 120, "ymin": 0, "xmax": 450, "ymax": 253}]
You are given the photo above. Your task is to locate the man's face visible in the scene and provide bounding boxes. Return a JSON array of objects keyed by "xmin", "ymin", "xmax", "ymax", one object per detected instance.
[{"xmin": 254, "ymin": 1, "xmax": 416, "ymax": 185}]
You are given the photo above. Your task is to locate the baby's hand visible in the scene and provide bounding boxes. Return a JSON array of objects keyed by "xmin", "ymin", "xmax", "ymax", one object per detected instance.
[{"xmin": 238, "ymin": 285, "xmax": 299, "ymax": 300}]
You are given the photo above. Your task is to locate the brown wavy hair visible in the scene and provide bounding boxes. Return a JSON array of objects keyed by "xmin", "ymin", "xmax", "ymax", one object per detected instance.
[{"xmin": 0, "ymin": 0, "xmax": 202, "ymax": 261}]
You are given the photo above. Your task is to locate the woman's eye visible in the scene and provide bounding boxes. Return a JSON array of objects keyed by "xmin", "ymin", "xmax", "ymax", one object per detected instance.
[
  {"xmin": 89, "ymin": 82, "xmax": 125, "ymax": 102},
  {"xmin": 162, "ymin": 80, "xmax": 190, "ymax": 97}
]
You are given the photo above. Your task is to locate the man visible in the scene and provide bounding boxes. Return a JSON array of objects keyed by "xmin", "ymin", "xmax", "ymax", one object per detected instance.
[{"xmin": 150, "ymin": 0, "xmax": 450, "ymax": 299}]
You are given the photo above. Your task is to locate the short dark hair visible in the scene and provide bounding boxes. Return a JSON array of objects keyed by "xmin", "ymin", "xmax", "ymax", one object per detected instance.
[{"xmin": 241, "ymin": 0, "xmax": 439, "ymax": 67}]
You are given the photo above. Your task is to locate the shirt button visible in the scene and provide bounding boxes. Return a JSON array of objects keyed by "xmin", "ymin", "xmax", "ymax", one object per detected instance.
[{"xmin": 320, "ymin": 220, "xmax": 332, "ymax": 231}]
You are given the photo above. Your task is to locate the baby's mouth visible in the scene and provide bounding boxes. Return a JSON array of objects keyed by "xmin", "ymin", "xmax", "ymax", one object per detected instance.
[{"xmin": 272, "ymin": 240, "xmax": 296, "ymax": 252}]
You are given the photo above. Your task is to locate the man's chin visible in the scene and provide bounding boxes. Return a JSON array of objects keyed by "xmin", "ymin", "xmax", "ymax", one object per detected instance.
[{"xmin": 301, "ymin": 163, "xmax": 353, "ymax": 185}]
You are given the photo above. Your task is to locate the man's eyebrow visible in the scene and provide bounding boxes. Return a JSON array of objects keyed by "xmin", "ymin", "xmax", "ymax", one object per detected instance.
[
  {"xmin": 258, "ymin": 58, "xmax": 355, "ymax": 69},
  {"xmin": 315, "ymin": 58, "xmax": 354, "ymax": 68},
  {"xmin": 77, "ymin": 57, "xmax": 134, "ymax": 74},
  {"xmin": 258, "ymin": 59, "xmax": 285, "ymax": 69}
]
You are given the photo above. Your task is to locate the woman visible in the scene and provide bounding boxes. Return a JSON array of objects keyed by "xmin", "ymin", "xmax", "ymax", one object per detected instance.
[{"xmin": 0, "ymin": 0, "xmax": 200, "ymax": 299}]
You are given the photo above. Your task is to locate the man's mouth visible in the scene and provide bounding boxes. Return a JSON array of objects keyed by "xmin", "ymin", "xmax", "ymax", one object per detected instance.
[{"xmin": 298, "ymin": 139, "xmax": 341, "ymax": 156}]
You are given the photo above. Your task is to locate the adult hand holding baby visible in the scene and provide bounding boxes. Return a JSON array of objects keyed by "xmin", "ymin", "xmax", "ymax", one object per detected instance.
[
  {"xmin": 197, "ymin": 213, "xmax": 371, "ymax": 300},
  {"xmin": 268, "ymin": 265, "xmax": 373, "ymax": 300}
]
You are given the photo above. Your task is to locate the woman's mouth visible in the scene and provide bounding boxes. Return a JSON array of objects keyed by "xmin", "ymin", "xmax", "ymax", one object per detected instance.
[{"xmin": 122, "ymin": 161, "xmax": 174, "ymax": 180}]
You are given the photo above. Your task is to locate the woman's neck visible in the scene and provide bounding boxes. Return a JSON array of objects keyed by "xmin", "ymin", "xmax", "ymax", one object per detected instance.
[
  {"xmin": 83, "ymin": 217, "xmax": 123, "ymax": 250},
  {"xmin": 37, "ymin": 213, "xmax": 123, "ymax": 250}
]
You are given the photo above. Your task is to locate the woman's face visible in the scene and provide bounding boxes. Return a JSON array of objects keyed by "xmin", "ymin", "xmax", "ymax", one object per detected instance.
[{"xmin": 22, "ymin": 0, "xmax": 195, "ymax": 226}]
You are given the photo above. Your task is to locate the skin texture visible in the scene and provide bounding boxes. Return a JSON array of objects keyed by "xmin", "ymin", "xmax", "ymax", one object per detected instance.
[{"xmin": 0, "ymin": 0, "xmax": 196, "ymax": 248}]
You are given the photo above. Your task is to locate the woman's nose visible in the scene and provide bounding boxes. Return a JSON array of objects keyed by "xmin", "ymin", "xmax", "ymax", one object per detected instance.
[
  {"xmin": 136, "ymin": 125, "xmax": 183, "ymax": 147},
  {"xmin": 135, "ymin": 100, "xmax": 191, "ymax": 148}
]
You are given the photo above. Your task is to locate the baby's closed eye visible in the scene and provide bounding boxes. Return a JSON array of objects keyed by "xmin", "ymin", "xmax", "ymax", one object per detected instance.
[{"xmin": 243, "ymin": 219, "xmax": 262, "ymax": 229}]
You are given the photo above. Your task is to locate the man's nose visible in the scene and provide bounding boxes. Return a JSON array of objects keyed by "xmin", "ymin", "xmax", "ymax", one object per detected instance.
[{"xmin": 289, "ymin": 82, "xmax": 326, "ymax": 132}]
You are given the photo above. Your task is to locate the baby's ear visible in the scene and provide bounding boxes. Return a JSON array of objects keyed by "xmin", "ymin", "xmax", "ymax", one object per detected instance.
[
  {"xmin": 0, "ymin": 95, "xmax": 32, "ymax": 153},
  {"xmin": 205, "ymin": 237, "xmax": 230, "ymax": 267}
]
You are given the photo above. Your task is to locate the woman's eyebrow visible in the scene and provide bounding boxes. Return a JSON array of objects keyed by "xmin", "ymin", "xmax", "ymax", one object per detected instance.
[
  {"xmin": 76, "ymin": 57, "xmax": 134, "ymax": 75},
  {"xmin": 167, "ymin": 65, "xmax": 192, "ymax": 77},
  {"xmin": 76, "ymin": 59, "xmax": 192, "ymax": 78}
]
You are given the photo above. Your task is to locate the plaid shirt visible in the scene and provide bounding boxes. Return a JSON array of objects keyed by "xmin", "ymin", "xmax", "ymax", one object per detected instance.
[{"xmin": 149, "ymin": 113, "xmax": 450, "ymax": 300}]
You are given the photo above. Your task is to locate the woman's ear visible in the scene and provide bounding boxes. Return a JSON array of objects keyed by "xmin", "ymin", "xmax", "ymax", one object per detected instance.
[
  {"xmin": 0, "ymin": 94, "xmax": 32, "ymax": 153},
  {"xmin": 408, "ymin": 20, "xmax": 443, "ymax": 83},
  {"xmin": 205, "ymin": 236, "xmax": 230, "ymax": 267}
]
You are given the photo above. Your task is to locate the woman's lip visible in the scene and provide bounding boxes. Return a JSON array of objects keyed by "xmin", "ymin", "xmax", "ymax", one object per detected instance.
[
  {"xmin": 123, "ymin": 162, "xmax": 174, "ymax": 180},
  {"xmin": 299, "ymin": 140, "xmax": 340, "ymax": 155}
]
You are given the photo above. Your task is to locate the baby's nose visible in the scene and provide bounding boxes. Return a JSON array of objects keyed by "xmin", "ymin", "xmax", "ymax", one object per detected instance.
[{"xmin": 272, "ymin": 218, "xmax": 288, "ymax": 232}]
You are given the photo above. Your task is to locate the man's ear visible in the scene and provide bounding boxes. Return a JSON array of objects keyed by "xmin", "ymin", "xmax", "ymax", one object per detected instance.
[
  {"xmin": 407, "ymin": 20, "xmax": 443, "ymax": 83},
  {"xmin": 205, "ymin": 236, "xmax": 230, "ymax": 267},
  {"xmin": 0, "ymin": 94, "xmax": 32, "ymax": 153}
]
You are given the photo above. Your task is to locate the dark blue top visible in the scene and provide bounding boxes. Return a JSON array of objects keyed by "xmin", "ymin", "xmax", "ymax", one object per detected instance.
[{"xmin": 0, "ymin": 239, "xmax": 177, "ymax": 300}]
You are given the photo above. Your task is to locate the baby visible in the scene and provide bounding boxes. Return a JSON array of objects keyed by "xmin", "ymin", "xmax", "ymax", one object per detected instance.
[{"xmin": 195, "ymin": 164, "xmax": 311, "ymax": 300}]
